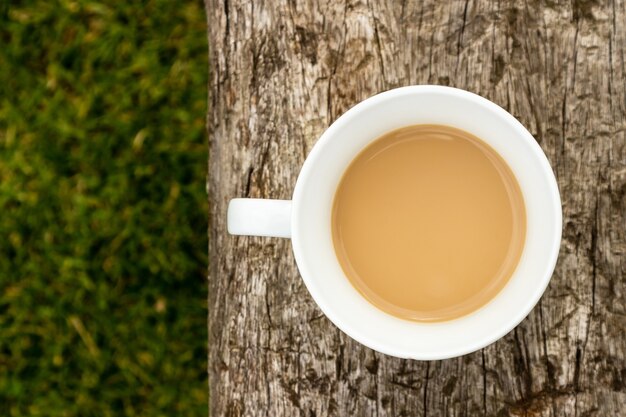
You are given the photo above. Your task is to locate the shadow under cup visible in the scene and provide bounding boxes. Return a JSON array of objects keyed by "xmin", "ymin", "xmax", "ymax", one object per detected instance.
[{"xmin": 291, "ymin": 86, "xmax": 561, "ymax": 359}]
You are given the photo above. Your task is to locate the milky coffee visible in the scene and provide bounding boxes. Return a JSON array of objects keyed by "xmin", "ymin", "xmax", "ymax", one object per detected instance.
[{"xmin": 332, "ymin": 124, "xmax": 526, "ymax": 322}]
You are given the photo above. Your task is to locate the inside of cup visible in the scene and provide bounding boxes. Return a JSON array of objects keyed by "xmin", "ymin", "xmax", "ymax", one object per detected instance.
[{"xmin": 291, "ymin": 86, "xmax": 561, "ymax": 359}]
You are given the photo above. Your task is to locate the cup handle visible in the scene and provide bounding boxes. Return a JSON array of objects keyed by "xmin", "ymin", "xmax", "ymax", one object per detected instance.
[{"xmin": 227, "ymin": 198, "xmax": 292, "ymax": 238}]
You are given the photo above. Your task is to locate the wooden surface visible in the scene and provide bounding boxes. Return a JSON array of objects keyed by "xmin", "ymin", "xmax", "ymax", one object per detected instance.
[{"xmin": 207, "ymin": 0, "xmax": 626, "ymax": 415}]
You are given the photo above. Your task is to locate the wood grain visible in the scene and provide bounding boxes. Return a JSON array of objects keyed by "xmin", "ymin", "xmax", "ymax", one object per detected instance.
[{"xmin": 207, "ymin": 0, "xmax": 626, "ymax": 415}]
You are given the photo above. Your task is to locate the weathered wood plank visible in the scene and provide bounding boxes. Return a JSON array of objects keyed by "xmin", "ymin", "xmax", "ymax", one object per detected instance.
[{"xmin": 207, "ymin": 0, "xmax": 626, "ymax": 415}]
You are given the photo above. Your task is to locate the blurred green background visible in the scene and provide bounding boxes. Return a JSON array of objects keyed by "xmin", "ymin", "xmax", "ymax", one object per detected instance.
[{"xmin": 0, "ymin": 1, "xmax": 208, "ymax": 416}]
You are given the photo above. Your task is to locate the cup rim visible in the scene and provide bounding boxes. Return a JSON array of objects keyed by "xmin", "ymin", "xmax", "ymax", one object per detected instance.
[{"xmin": 291, "ymin": 85, "xmax": 562, "ymax": 359}]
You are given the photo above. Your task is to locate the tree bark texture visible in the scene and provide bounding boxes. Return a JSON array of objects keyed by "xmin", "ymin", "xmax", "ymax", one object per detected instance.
[{"xmin": 207, "ymin": 0, "xmax": 626, "ymax": 415}]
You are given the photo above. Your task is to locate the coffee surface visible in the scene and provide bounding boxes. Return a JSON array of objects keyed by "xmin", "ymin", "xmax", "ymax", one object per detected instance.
[{"xmin": 332, "ymin": 124, "xmax": 526, "ymax": 322}]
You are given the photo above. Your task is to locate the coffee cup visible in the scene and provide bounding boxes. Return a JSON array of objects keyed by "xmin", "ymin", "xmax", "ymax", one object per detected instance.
[{"xmin": 228, "ymin": 86, "xmax": 562, "ymax": 359}]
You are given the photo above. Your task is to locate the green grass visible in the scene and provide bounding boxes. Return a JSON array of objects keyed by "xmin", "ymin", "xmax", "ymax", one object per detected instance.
[{"xmin": 0, "ymin": 1, "xmax": 208, "ymax": 415}]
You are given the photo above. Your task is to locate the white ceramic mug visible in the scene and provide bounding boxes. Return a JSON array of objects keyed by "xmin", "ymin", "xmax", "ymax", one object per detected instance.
[{"xmin": 227, "ymin": 86, "xmax": 562, "ymax": 360}]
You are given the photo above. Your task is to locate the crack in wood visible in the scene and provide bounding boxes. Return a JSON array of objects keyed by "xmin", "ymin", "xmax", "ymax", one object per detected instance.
[
  {"xmin": 481, "ymin": 350, "xmax": 487, "ymax": 416},
  {"xmin": 423, "ymin": 362, "xmax": 430, "ymax": 417}
]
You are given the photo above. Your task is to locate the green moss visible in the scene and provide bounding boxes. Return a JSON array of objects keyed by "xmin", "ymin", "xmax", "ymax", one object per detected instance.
[{"xmin": 0, "ymin": 1, "xmax": 208, "ymax": 415}]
